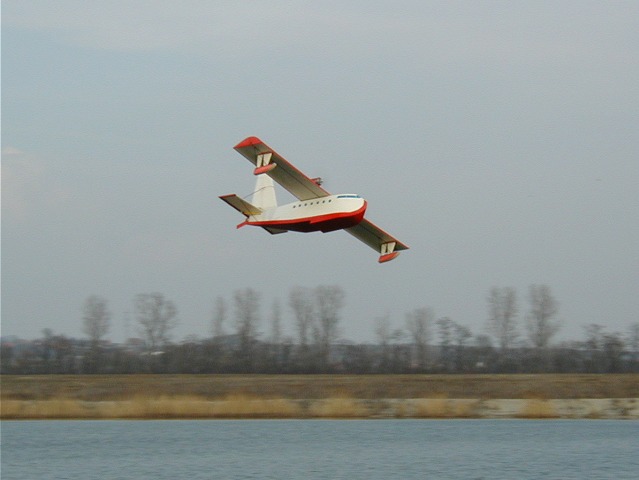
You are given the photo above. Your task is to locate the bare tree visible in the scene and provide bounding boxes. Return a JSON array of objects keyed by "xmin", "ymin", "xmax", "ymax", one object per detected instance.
[
  {"xmin": 270, "ymin": 299, "xmax": 282, "ymax": 345},
  {"xmin": 628, "ymin": 322, "xmax": 639, "ymax": 371},
  {"xmin": 375, "ymin": 314, "xmax": 392, "ymax": 344},
  {"xmin": 375, "ymin": 314, "xmax": 392, "ymax": 372},
  {"xmin": 211, "ymin": 296, "xmax": 227, "ymax": 339},
  {"xmin": 453, "ymin": 322, "xmax": 472, "ymax": 372},
  {"xmin": 289, "ymin": 287, "xmax": 315, "ymax": 348},
  {"xmin": 583, "ymin": 323, "xmax": 605, "ymax": 372},
  {"xmin": 135, "ymin": 293, "xmax": 178, "ymax": 353},
  {"xmin": 233, "ymin": 288, "xmax": 261, "ymax": 370},
  {"xmin": 486, "ymin": 287, "xmax": 518, "ymax": 351},
  {"xmin": 81, "ymin": 295, "xmax": 111, "ymax": 373},
  {"xmin": 82, "ymin": 295, "xmax": 111, "ymax": 346},
  {"xmin": 526, "ymin": 284, "xmax": 559, "ymax": 349},
  {"xmin": 436, "ymin": 317, "xmax": 454, "ymax": 372},
  {"xmin": 315, "ymin": 285, "xmax": 345, "ymax": 369},
  {"xmin": 602, "ymin": 333, "xmax": 625, "ymax": 372},
  {"xmin": 39, "ymin": 328, "xmax": 75, "ymax": 373},
  {"xmin": 405, "ymin": 307, "xmax": 433, "ymax": 370},
  {"xmin": 390, "ymin": 327, "xmax": 410, "ymax": 372},
  {"xmin": 268, "ymin": 299, "xmax": 283, "ymax": 371},
  {"xmin": 584, "ymin": 323, "xmax": 604, "ymax": 351}
]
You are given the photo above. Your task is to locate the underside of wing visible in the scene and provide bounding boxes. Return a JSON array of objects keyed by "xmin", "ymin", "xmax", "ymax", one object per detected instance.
[
  {"xmin": 346, "ymin": 219, "xmax": 409, "ymax": 263},
  {"xmin": 234, "ymin": 136, "xmax": 331, "ymax": 201}
]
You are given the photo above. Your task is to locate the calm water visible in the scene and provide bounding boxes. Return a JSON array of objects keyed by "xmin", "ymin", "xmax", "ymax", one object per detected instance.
[{"xmin": 1, "ymin": 420, "xmax": 637, "ymax": 479}]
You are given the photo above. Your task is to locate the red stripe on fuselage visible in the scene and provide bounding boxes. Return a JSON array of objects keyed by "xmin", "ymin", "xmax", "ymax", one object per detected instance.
[{"xmin": 247, "ymin": 202, "xmax": 367, "ymax": 233}]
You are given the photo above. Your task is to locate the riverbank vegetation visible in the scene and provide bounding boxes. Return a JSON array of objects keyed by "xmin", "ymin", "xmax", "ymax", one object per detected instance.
[{"xmin": 2, "ymin": 374, "xmax": 638, "ymax": 419}]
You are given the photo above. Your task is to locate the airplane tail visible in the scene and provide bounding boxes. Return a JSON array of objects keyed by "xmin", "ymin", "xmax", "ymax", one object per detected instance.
[{"xmin": 252, "ymin": 173, "xmax": 277, "ymax": 210}]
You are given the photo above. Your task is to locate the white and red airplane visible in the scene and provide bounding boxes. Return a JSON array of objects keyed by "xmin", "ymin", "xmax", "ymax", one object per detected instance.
[{"xmin": 220, "ymin": 136, "xmax": 409, "ymax": 263}]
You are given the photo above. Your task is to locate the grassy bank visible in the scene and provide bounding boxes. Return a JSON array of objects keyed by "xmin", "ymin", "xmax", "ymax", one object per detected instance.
[{"xmin": 2, "ymin": 374, "xmax": 638, "ymax": 419}]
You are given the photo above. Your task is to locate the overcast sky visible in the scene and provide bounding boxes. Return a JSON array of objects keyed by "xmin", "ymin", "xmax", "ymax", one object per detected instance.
[{"xmin": 3, "ymin": 1, "xmax": 638, "ymax": 344}]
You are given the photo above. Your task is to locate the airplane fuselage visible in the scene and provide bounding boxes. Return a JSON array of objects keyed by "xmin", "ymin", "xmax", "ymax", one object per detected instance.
[{"xmin": 246, "ymin": 194, "xmax": 367, "ymax": 233}]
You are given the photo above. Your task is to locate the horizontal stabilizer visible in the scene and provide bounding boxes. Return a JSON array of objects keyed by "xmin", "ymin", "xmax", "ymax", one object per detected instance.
[{"xmin": 219, "ymin": 194, "xmax": 262, "ymax": 216}]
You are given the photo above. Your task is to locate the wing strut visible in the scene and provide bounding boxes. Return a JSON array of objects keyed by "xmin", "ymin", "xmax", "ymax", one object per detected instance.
[{"xmin": 379, "ymin": 242, "xmax": 400, "ymax": 263}]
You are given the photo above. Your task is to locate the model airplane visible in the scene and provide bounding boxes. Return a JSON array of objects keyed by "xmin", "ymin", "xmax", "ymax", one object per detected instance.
[{"xmin": 220, "ymin": 136, "xmax": 409, "ymax": 263}]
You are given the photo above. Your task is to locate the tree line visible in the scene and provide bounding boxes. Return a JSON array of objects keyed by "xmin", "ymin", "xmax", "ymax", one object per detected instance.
[{"xmin": 2, "ymin": 285, "xmax": 638, "ymax": 374}]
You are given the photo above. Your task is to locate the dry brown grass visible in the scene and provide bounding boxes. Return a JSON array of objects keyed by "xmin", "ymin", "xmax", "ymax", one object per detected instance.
[
  {"xmin": 308, "ymin": 397, "xmax": 369, "ymax": 418},
  {"xmin": 413, "ymin": 398, "xmax": 451, "ymax": 418},
  {"xmin": 106, "ymin": 395, "xmax": 214, "ymax": 419},
  {"xmin": 207, "ymin": 395, "xmax": 302, "ymax": 418},
  {"xmin": 0, "ymin": 395, "xmax": 304, "ymax": 420},
  {"xmin": 411, "ymin": 398, "xmax": 479, "ymax": 418},
  {"xmin": 2, "ymin": 374, "xmax": 637, "ymax": 419},
  {"xmin": 516, "ymin": 399, "xmax": 560, "ymax": 419},
  {"xmin": 1, "ymin": 399, "xmax": 91, "ymax": 419},
  {"xmin": 2, "ymin": 374, "xmax": 638, "ymax": 402}
]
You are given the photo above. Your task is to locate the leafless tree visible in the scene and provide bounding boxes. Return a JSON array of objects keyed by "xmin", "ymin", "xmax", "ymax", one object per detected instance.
[
  {"xmin": 602, "ymin": 332, "xmax": 625, "ymax": 372},
  {"xmin": 82, "ymin": 295, "xmax": 111, "ymax": 346},
  {"xmin": 135, "ymin": 293, "xmax": 178, "ymax": 353},
  {"xmin": 234, "ymin": 288, "xmax": 260, "ymax": 340},
  {"xmin": 486, "ymin": 287, "xmax": 518, "ymax": 351},
  {"xmin": 453, "ymin": 322, "xmax": 472, "ymax": 372},
  {"xmin": 211, "ymin": 296, "xmax": 227, "ymax": 339},
  {"xmin": 375, "ymin": 314, "xmax": 392, "ymax": 371},
  {"xmin": 526, "ymin": 284, "xmax": 559, "ymax": 349},
  {"xmin": 436, "ymin": 317, "xmax": 454, "ymax": 371},
  {"xmin": 289, "ymin": 287, "xmax": 315, "ymax": 348},
  {"xmin": 390, "ymin": 327, "xmax": 410, "ymax": 372},
  {"xmin": 314, "ymin": 285, "xmax": 345, "ymax": 368},
  {"xmin": 270, "ymin": 299, "xmax": 282, "ymax": 345},
  {"xmin": 267, "ymin": 299, "xmax": 283, "ymax": 371},
  {"xmin": 81, "ymin": 296, "xmax": 111, "ymax": 373},
  {"xmin": 584, "ymin": 323, "xmax": 604, "ymax": 351},
  {"xmin": 375, "ymin": 314, "xmax": 392, "ymax": 345},
  {"xmin": 628, "ymin": 322, "xmax": 639, "ymax": 371},
  {"xmin": 39, "ymin": 328, "xmax": 75, "ymax": 373},
  {"xmin": 437, "ymin": 317, "xmax": 454, "ymax": 347},
  {"xmin": 583, "ymin": 323, "xmax": 605, "ymax": 372},
  {"xmin": 233, "ymin": 288, "xmax": 261, "ymax": 370},
  {"xmin": 405, "ymin": 307, "xmax": 433, "ymax": 370}
]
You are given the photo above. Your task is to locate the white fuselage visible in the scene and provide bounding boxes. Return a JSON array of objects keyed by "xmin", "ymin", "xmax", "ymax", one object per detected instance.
[{"xmin": 248, "ymin": 194, "xmax": 367, "ymax": 233}]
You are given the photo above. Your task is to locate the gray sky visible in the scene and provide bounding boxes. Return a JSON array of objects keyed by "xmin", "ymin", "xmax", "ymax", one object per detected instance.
[{"xmin": 3, "ymin": 1, "xmax": 638, "ymax": 344}]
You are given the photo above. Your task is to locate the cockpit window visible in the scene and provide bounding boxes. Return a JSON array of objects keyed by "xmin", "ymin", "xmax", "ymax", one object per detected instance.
[{"xmin": 337, "ymin": 194, "xmax": 360, "ymax": 199}]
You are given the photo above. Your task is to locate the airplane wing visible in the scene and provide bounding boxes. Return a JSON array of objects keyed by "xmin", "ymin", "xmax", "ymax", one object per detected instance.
[
  {"xmin": 234, "ymin": 136, "xmax": 331, "ymax": 201},
  {"xmin": 346, "ymin": 219, "xmax": 409, "ymax": 263}
]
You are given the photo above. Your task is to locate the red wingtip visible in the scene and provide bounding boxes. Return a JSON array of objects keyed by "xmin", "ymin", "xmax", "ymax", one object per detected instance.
[
  {"xmin": 234, "ymin": 136, "xmax": 262, "ymax": 149},
  {"xmin": 378, "ymin": 252, "xmax": 400, "ymax": 263}
]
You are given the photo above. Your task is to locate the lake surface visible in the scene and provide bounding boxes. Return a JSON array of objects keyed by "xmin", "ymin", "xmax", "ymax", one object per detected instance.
[{"xmin": 2, "ymin": 420, "xmax": 637, "ymax": 479}]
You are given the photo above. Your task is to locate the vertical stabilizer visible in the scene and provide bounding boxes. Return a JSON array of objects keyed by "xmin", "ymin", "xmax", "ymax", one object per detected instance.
[{"xmin": 252, "ymin": 174, "xmax": 277, "ymax": 210}]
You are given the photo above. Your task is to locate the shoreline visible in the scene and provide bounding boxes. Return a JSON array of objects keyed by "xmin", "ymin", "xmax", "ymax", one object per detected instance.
[
  {"xmin": 3, "ymin": 397, "xmax": 638, "ymax": 420},
  {"xmin": 3, "ymin": 374, "xmax": 638, "ymax": 420}
]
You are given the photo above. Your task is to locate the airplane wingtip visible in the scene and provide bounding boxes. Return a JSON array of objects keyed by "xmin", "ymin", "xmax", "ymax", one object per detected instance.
[
  {"xmin": 234, "ymin": 136, "xmax": 262, "ymax": 149},
  {"xmin": 378, "ymin": 252, "xmax": 400, "ymax": 263}
]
